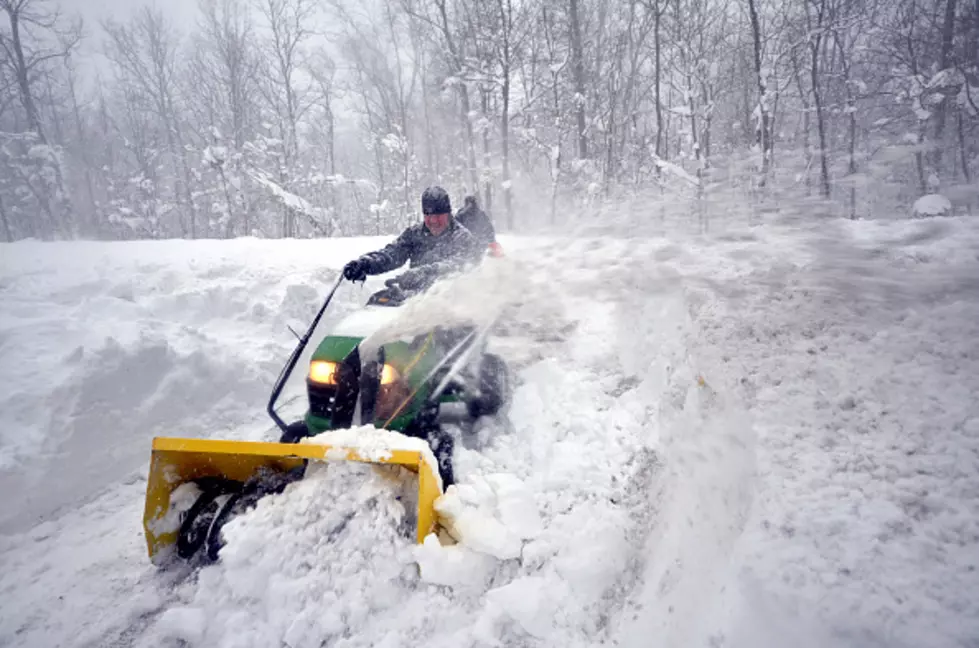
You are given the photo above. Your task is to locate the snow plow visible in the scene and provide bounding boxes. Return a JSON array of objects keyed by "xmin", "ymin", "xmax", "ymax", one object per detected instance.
[{"xmin": 143, "ymin": 272, "xmax": 510, "ymax": 565}]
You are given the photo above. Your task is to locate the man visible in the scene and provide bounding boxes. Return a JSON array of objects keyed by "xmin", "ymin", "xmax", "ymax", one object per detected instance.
[
  {"xmin": 340, "ymin": 186, "xmax": 482, "ymax": 487},
  {"xmin": 342, "ymin": 186, "xmax": 481, "ymax": 291},
  {"xmin": 456, "ymin": 194, "xmax": 504, "ymax": 258}
]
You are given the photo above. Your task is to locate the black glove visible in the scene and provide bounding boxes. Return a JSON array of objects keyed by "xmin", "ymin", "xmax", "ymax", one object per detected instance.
[
  {"xmin": 396, "ymin": 266, "xmax": 432, "ymax": 291},
  {"xmin": 343, "ymin": 259, "xmax": 367, "ymax": 282}
]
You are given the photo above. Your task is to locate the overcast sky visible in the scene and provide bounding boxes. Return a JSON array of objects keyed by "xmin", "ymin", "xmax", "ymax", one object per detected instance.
[
  {"xmin": 58, "ymin": 0, "xmax": 200, "ymax": 29},
  {"xmin": 54, "ymin": 0, "xmax": 349, "ymax": 96},
  {"xmin": 57, "ymin": 0, "xmax": 201, "ymax": 82}
]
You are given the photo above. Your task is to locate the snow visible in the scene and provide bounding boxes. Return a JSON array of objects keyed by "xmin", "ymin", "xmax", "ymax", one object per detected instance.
[
  {"xmin": 912, "ymin": 193, "xmax": 952, "ymax": 217},
  {"xmin": 328, "ymin": 304, "xmax": 404, "ymax": 338},
  {"xmin": 202, "ymin": 145, "xmax": 227, "ymax": 167},
  {"xmin": 925, "ymin": 67, "xmax": 965, "ymax": 91},
  {"xmin": 247, "ymin": 169, "xmax": 340, "ymax": 234},
  {"xmin": 147, "ymin": 481, "xmax": 203, "ymax": 536},
  {"xmin": 303, "ymin": 425, "xmax": 440, "ymax": 482},
  {"xmin": 0, "ymin": 237, "xmax": 389, "ymax": 533},
  {"xmin": 435, "ymin": 474, "xmax": 542, "ymax": 558},
  {"xmin": 357, "ymin": 256, "xmax": 524, "ymax": 360},
  {"xmin": 652, "ymin": 154, "xmax": 701, "ymax": 186},
  {"xmin": 1, "ymin": 216, "xmax": 978, "ymax": 648}
]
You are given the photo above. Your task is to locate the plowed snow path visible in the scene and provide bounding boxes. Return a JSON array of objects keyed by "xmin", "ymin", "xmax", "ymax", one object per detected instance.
[{"xmin": 1, "ymin": 237, "xmax": 686, "ymax": 648}]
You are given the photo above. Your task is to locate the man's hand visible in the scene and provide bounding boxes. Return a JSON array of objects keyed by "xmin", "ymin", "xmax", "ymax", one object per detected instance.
[
  {"xmin": 395, "ymin": 266, "xmax": 432, "ymax": 290},
  {"xmin": 343, "ymin": 259, "xmax": 368, "ymax": 282}
]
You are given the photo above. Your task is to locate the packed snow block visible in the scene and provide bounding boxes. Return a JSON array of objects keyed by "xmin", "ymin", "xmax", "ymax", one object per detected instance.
[
  {"xmin": 434, "ymin": 474, "xmax": 542, "ymax": 560},
  {"xmin": 413, "ymin": 534, "xmax": 497, "ymax": 588}
]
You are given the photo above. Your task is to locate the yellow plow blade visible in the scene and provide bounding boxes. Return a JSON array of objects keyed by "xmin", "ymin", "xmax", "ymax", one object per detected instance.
[{"xmin": 143, "ymin": 436, "xmax": 442, "ymax": 564}]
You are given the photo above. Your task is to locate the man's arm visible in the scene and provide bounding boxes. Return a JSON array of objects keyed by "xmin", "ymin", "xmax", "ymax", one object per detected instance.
[
  {"xmin": 440, "ymin": 225, "xmax": 482, "ymax": 268},
  {"xmin": 395, "ymin": 227, "xmax": 481, "ymax": 290},
  {"xmin": 358, "ymin": 229, "xmax": 415, "ymax": 275}
]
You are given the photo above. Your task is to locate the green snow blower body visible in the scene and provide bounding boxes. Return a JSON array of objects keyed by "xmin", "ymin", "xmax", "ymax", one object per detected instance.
[{"xmin": 284, "ymin": 279, "xmax": 509, "ymax": 443}]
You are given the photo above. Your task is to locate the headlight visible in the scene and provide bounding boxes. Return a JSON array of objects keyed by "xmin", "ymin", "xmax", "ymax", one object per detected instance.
[
  {"xmin": 376, "ymin": 366, "xmax": 411, "ymax": 423},
  {"xmin": 308, "ymin": 360, "xmax": 338, "ymax": 385},
  {"xmin": 380, "ymin": 363, "xmax": 400, "ymax": 385}
]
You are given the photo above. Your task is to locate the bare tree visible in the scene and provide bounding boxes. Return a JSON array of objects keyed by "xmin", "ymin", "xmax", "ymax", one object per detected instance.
[
  {"xmin": 103, "ymin": 7, "xmax": 199, "ymax": 237},
  {"xmin": 931, "ymin": 0, "xmax": 958, "ymax": 177},
  {"xmin": 747, "ymin": 0, "xmax": 772, "ymax": 184},
  {"xmin": 805, "ymin": 0, "xmax": 832, "ymax": 198},
  {"xmin": 255, "ymin": 0, "xmax": 319, "ymax": 236},
  {"xmin": 0, "ymin": 0, "xmax": 81, "ymax": 236},
  {"xmin": 191, "ymin": 0, "xmax": 262, "ymax": 236},
  {"xmin": 0, "ymin": 0, "xmax": 80, "ymax": 141},
  {"xmin": 567, "ymin": 0, "xmax": 588, "ymax": 160}
]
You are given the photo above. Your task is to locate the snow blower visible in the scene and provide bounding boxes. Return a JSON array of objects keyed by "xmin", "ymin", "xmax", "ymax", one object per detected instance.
[{"xmin": 143, "ymin": 272, "xmax": 510, "ymax": 565}]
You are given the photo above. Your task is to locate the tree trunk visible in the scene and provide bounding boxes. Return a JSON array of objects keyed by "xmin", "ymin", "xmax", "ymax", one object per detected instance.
[
  {"xmin": 791, "ymin": 49, "xmax": 813, "ymax": 195},
  {"xmin": 605, "ymin": 70, "xmax": 617, "ymax": 191},
  {"xmin": 433, "ymin": 0, "xmax": 478, "ymax": 189},
  {"xmin": 835, "ymin": 36, "xmax": 858, "ymax": 218},
  {"xmin": 654, "ymin": 3, "xmax": 663, "ymax": 161},
  {"xmin": 568, "ymin": 0, "xmax": 588, "ymax": 159},
  {"xmin": 499, "ymin": 0, "xmax": 513, "ymax": 229},
  {"xmin": 459, "ymin": 85, "xmax": 479, "ymax": 190},
  {"xmin": 747, "ymin": 0, "xmax": 770, "ymax": 186},
  {"xmin": 502, "ymin": 64, "xmax": 512, "ymax": 230},
  {"xmin": 67, "ymin": 66, "xmax": 97, "ymax": 233},
  {"xmin": 959, "ymin": 111, "xmax": 974, "ymax": 213},
  {"xmin": 481, "ymin": 88, "xmax": 492, "ymax": 211},
  {"xmin": 0, "ymin": 193, "xmax": 12, "ymax": 242},
  {"xmin": 702, "ymin": 80, "xmax": 713, "ymax": 167},
  {"xmin": 958, "ymin": 111, "xmax": 973, "ymax": 185},
  {"xmin": 902, "ymin": 7, "xmax": 928, "ymax": 194},
  {"xmin": 932, "ymin": 0, "xmax": 958, "ymax": 177},
  {"xmin": 805, "ymin": 0, "xmax": 831, "ymax": 199},
  {"xmin": 5, "ymin": 7, "xmax": 47, "ymax": 142},
  {"xmin": 419, "ymin": 49, "xmax": 436, "ymax": 176},
  {"xmin": 810, "ymin": 39, "xmax": 830, "ymax": 199}
]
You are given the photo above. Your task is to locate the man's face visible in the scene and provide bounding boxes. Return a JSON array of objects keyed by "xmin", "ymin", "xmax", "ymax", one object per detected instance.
[{"xmin": 424, "ymin": 212, "xmax": 450, "ymax": 236}]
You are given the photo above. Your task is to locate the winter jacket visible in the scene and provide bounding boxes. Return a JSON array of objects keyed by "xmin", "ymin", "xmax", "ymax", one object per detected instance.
[
  {"xmin": 455, "ymin": 205, "xmax": 496, "ymax": 248},
  {"xmin": 358, "ymin": 220, "xmax": 482, "ymax": 288}
]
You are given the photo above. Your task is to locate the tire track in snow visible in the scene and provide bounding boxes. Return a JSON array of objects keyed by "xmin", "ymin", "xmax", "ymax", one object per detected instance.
[{"xmin": 603, "ymin": 246, "xmax": 758, "ymax": 648}]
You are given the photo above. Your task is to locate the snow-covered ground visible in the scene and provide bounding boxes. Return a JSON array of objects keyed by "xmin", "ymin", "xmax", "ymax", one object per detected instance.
[{"xmin": 1, "ymin": 216, "xmax": 977, "ymax": 647}]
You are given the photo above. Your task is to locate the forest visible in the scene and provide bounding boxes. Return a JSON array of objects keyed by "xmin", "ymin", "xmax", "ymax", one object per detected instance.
[{"xmin": 1, "ymin": 0, "xmax": 977, "ymax": 241}]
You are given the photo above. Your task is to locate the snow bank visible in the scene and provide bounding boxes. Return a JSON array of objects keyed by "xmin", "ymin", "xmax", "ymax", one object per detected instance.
[
  {"xmin": 0, "ymin": 238, "xmax": 390, "ymax": 533},
  {"xmin": 638, "ymin": 216, "xmax": 979, "ymax": 647}
]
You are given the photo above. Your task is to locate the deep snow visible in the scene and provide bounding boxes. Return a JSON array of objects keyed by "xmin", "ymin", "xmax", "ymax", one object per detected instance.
[{"xmin": 0, "ymin": 217, "xmax": 977, "ymax": 647}]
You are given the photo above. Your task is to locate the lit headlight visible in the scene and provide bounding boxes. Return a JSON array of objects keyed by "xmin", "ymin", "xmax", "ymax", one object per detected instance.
[
  {"xmin": 309, "ymin": 360, "xmax": 339, "ymax": 385},
  {"xmin": 380, "ymin": 363, "xmax": 400, "ymax": 385},
  {"xmin": 376, "ymin": 363, "xmax": 410, "ymax": 423}
]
